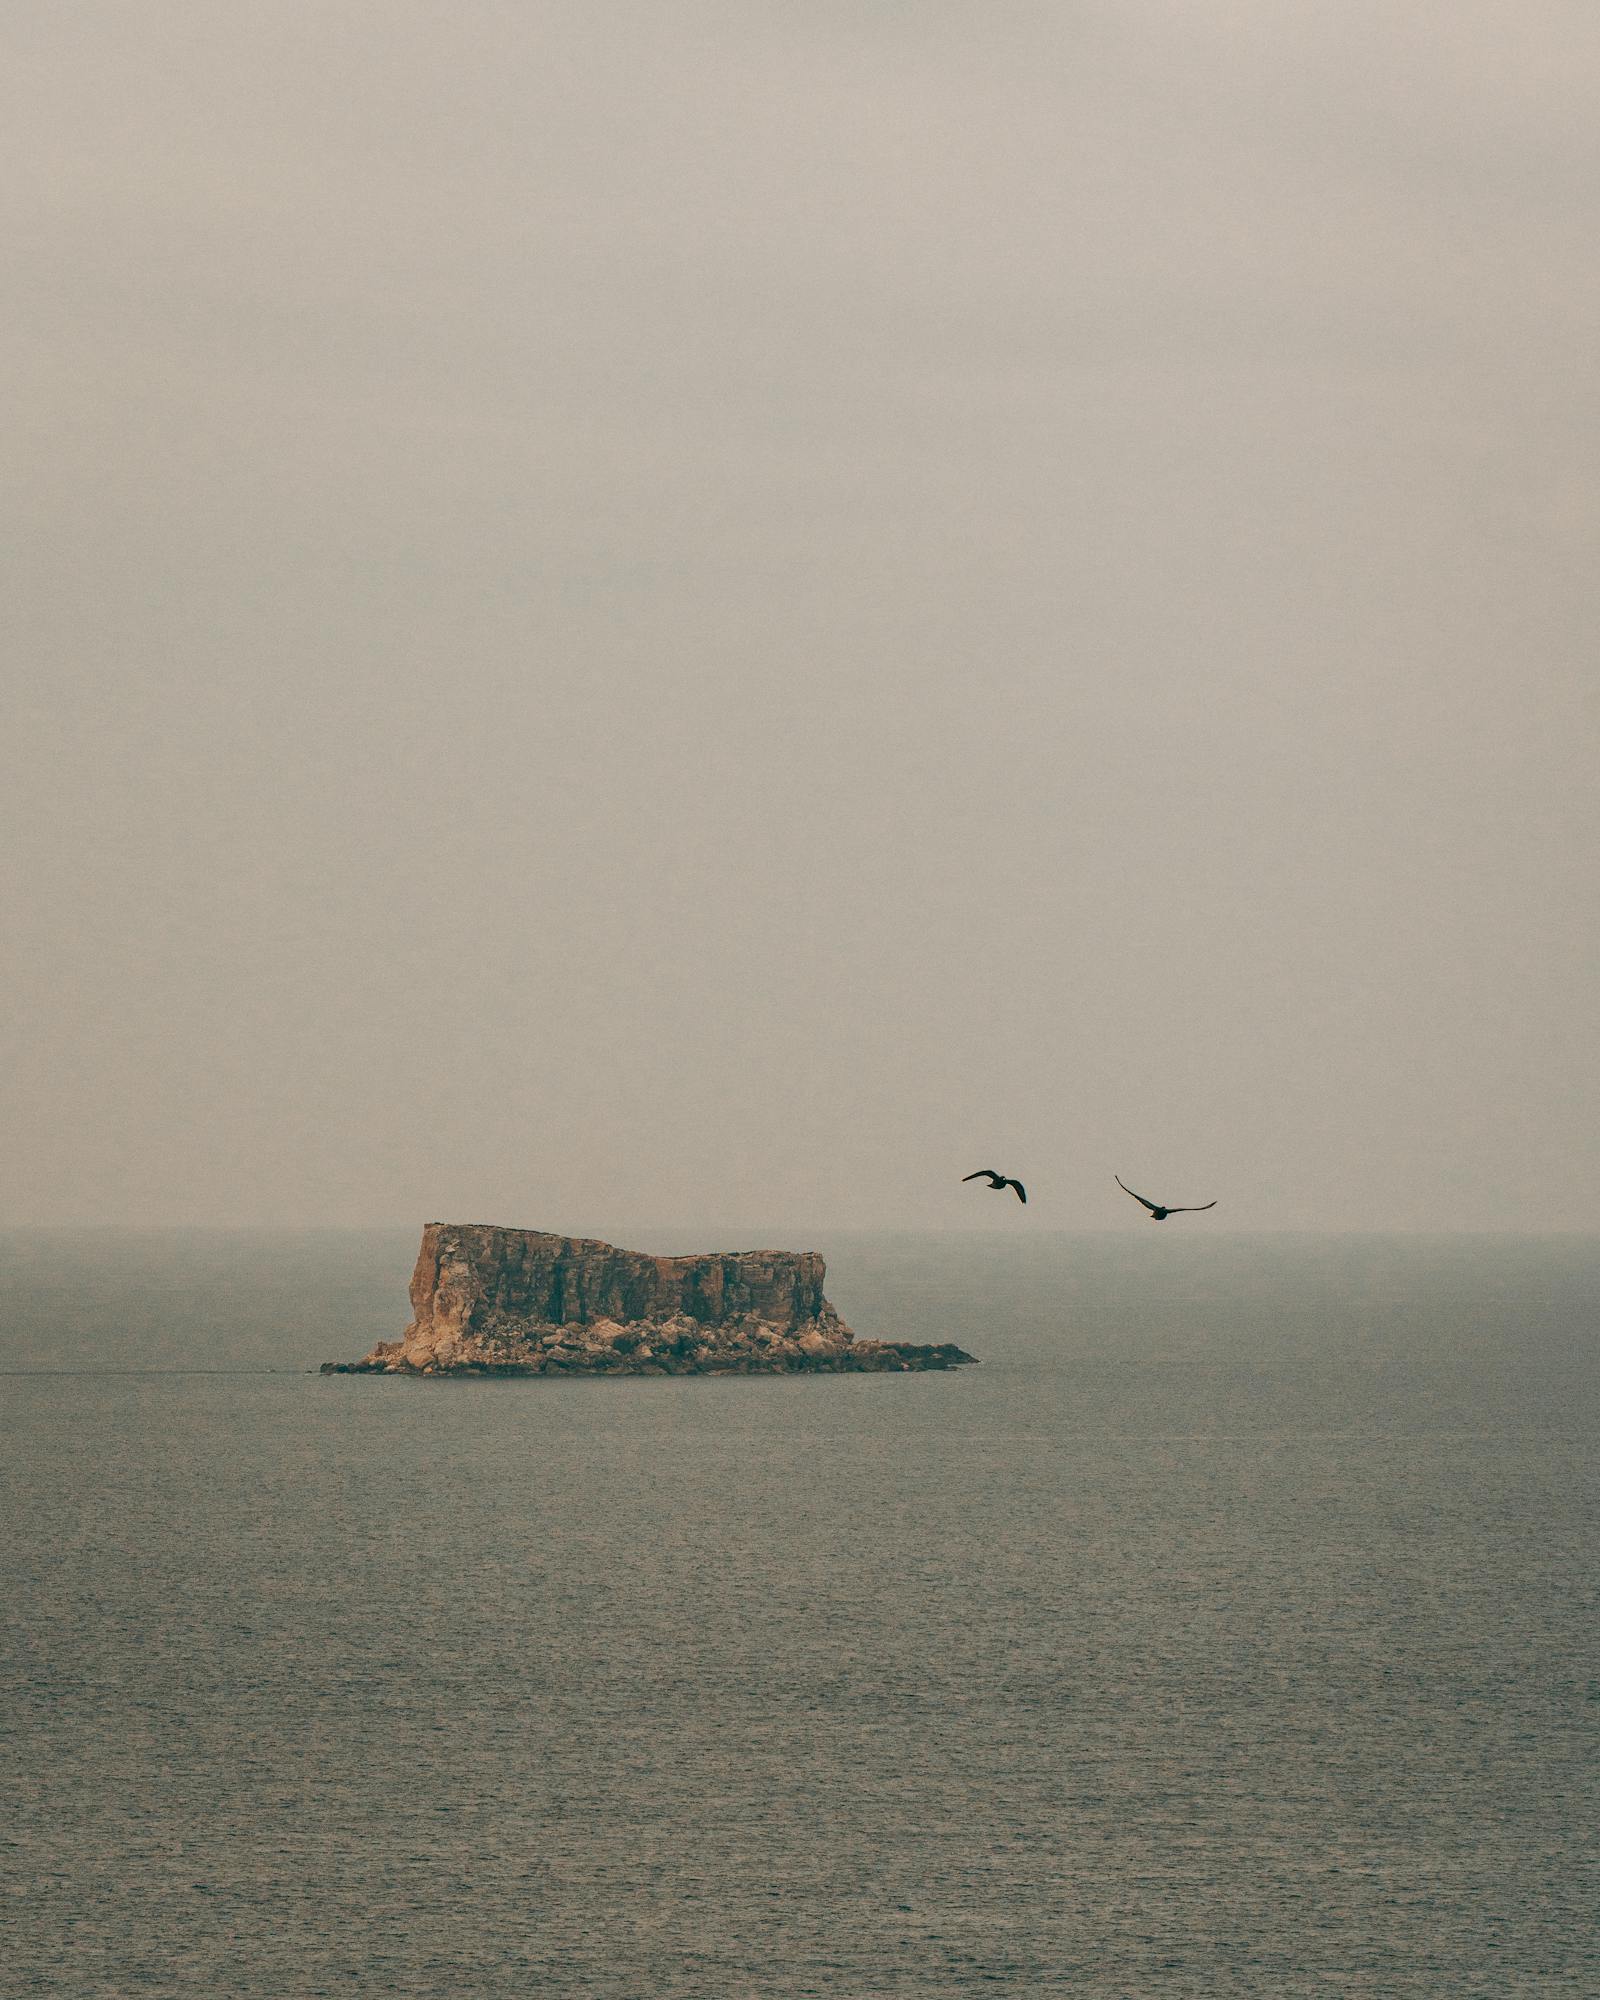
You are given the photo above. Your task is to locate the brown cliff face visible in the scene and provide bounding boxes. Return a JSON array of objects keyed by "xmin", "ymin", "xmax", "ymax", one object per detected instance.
[{"xmin": 322, "ymin": 1223, "xmax": 976, "ymax": 1376}]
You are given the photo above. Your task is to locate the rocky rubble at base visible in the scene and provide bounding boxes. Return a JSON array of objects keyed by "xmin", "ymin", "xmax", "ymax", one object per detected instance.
[
  {"xmin": 320, "ymin": 1328, "xmax": 976, "ymax": 1376},
  {"xmin": 321, "ymin": 1223, "xmax": 977, "ymax": 1378}
]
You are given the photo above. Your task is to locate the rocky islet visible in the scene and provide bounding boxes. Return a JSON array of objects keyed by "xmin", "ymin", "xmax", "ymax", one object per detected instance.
[{"xmin": 323, "ymin": 1222, "xmax": 977, "ymax": 1377}]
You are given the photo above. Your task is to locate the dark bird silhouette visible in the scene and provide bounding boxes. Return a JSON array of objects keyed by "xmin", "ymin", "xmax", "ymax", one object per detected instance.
[
  {"xmin": 1115, "ymin": 1175, "xmax": 1215, "ymax": 1221},
  {"xmin": 963, "ymin": 1169, "xmax": 1027, "ymax": 1204}
]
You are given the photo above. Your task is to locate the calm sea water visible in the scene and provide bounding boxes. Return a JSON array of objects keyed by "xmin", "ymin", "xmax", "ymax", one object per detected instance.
[{"xmin": 3, "ymin": 1230, "xmax": 1597, "ymax": 1997}]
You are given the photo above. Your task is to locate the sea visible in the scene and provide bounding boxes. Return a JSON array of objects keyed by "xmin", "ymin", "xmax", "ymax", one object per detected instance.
[{"xmin": 3, "ymin": 1229, "xmax": 1596, "ymax": 1997}]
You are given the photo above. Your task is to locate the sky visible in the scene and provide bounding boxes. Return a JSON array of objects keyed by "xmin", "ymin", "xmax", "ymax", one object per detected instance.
[{"xmin": 3, "ymin": 1, "xmax": 1597, "ymax": 1234}]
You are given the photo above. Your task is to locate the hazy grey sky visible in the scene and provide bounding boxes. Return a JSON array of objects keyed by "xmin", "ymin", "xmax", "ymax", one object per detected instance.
[{"xmin": 4, "ymin": 2, "xmax": 1597, "ymax": 1232}]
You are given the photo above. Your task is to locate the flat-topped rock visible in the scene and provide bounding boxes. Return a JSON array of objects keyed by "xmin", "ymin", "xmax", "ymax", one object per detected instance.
[{"xmin": 322, "ymin": 1223, "xmax": 977, "ymax": 1377}]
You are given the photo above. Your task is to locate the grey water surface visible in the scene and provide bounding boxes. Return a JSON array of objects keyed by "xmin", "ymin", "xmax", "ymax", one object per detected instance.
[{"xmin": 3, "ymin": 1231, "xmax": 1597, "ymax": 1996}]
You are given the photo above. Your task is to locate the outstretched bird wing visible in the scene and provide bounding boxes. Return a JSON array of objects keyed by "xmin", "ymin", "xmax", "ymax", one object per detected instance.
[
  {"xmin": 1166, "ymin": 1201, "xmax": 1217, "ymax": 1213},
  {"xmin": 1006, "ymin": 1179, "xmax": 1027, "ymax": 1204},
  {"xmin": 962, "ymin": 1169, "xmax": 1000, "ymax": 1183},
  {"xmin": 1115, "ymin": 1175, "xmax": 1159, "ymax": 1212}
]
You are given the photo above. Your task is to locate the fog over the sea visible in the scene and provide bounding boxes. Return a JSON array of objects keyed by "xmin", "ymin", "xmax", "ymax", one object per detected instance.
[{"xmin": 4, "ymin": 3, "xmax": 1596, "ymax": 1233}]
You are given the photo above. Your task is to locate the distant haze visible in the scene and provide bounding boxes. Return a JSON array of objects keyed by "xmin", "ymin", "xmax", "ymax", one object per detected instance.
[{"xmin": 4, "ymin": 3, "xmax": 1597, "ymax": 1232}]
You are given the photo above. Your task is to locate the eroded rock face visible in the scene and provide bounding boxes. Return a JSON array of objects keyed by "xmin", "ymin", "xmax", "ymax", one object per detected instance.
[{"xmin": 322, "ymin": 1223, "xmax": 977, "ymax": 1377}]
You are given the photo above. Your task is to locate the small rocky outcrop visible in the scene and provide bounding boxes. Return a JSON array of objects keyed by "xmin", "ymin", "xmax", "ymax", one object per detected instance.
[{"xmin": 322, "ymin": 1223, "xmax": 977, "ymax": 1377}]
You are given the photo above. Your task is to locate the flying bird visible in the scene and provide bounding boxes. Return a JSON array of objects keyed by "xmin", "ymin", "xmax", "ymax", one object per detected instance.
[
  {"xmin": 1115, "ymin": 1175, "xmax": 1215, "ymax": 1221},
  {"xmin": 963, "ymin": 1169, "xmax": 1027, "ymax": 1204}
]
